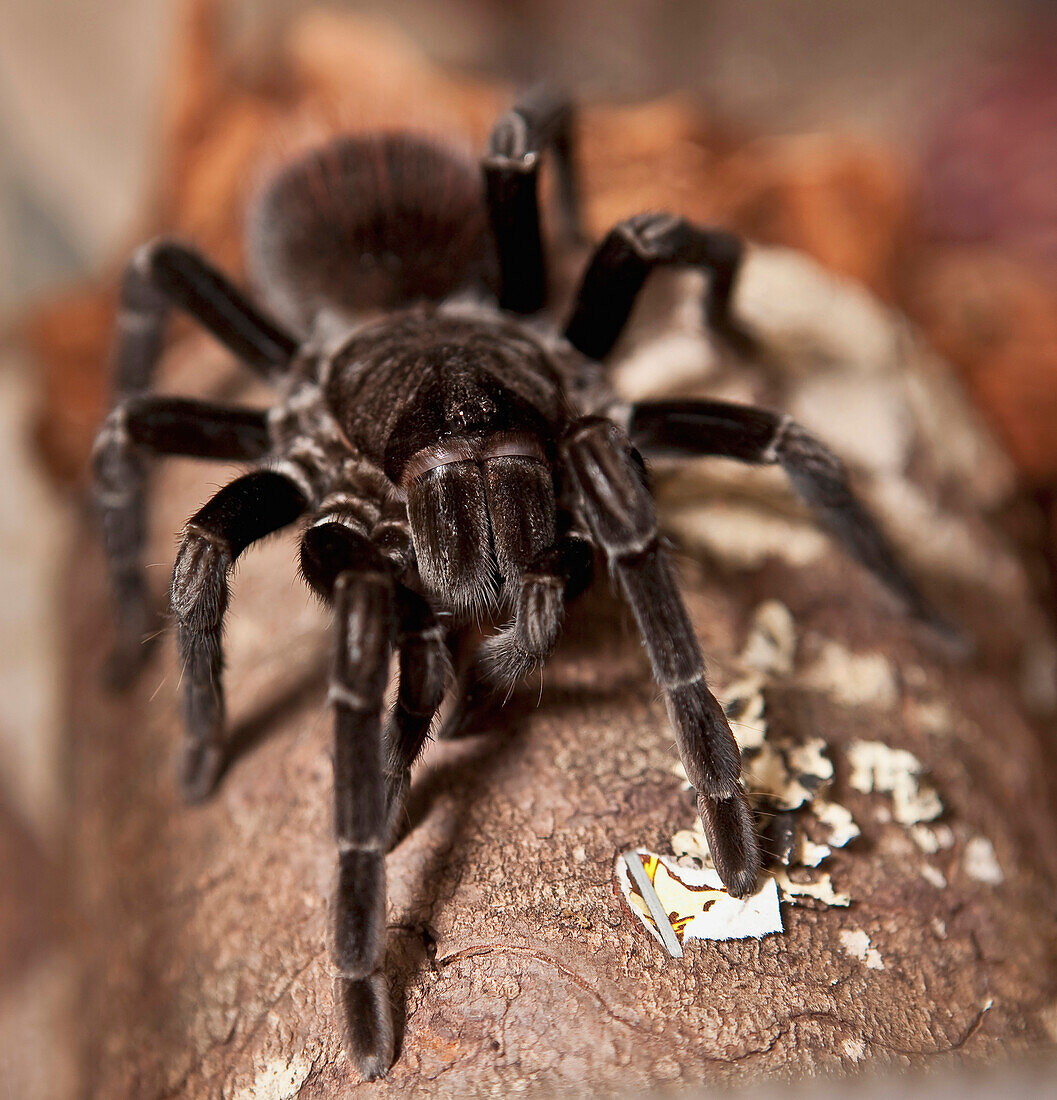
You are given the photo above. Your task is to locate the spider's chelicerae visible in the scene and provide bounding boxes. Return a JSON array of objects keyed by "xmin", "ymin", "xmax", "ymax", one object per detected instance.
[{"xmin": 93, "ymin": 89, "xmax": 946, "ymax": 1079}]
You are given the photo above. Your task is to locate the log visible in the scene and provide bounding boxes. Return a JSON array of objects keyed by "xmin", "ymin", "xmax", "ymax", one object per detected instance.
[{"xmin": 48, "ymin": 7, "xmax": 1057, "ymax": 1095}]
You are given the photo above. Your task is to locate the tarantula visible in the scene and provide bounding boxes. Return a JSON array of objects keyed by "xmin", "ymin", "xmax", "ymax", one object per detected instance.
[{"xmin": 92, "ymin": 89, "xmax": 943, "ymax": 1079}]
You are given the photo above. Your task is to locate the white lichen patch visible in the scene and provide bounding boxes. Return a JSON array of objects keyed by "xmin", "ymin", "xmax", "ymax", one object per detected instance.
[
  {"xmin": 664, "ymin": 504, "xmax": 830, "ymax": 571},
  {"xmin": 920, "ymin": 864, "xmax": 947, "ymax": 889},
  {"xmin": 800, "ymin": 642, "xmax": 899, "ymax": 709},
  {"xmin": 670, "ymin": 814, "xmax": 713, "ymax": 869},
  {"xmin": 774, "ymin": 868, "xmax": 850, "ymax": 907},
  {"xmin": 963, "ymin": 836, "xmax": 1004, "ymax": 885},
  {"xmin": 786, "ymin": 738, "xmax": 835, "ymax": 791},
  {"xmin": 839, "ymin": 929, "xmax": 885, "ymax": 970},
  {"xmin": 814, "ymin": 801, "xmax": 862, "ymax": 848},
  {"xmin": 740, "ymin": 600, "xmax": 797, "ymax": 676},
  {"xmin": 734, "ymin": 246, "xmax": 899, "ymax": 377},
  {"xmin": 797, "ymin": 836, "xmax": 832, "ymax": 868},
  {"xmin": 905, "ymin": 697, "xmax": 954, "ymax": 738},
  {"xmin": 847, "ymin": 740, "xmax": 943, "ymax": 825},
  {"xmin": 231, "ymin": 1052, "xmax": 314, "ymax": 1100},
  {"xmin": 791, "ymin": 372, "xmax": 912, "ymax": 475},
  {"xmin": 616, "ymin": 851, "xmax": 782, "ymax": 951},
  {"xmin": 744, "ymin": 737, "xmax": 835, "ymax": 811},
  {"xmin": 661, "ymin": 601, "xmax": 860, "ymax": 913},
  {"xmin": 909, "ymin": 823, "xmax": 954, "ymax": 854},
  {"xmin": 720, "ymin": 674, "xmax": 768, "ymax": 751},
  {"xmin": 869, "ymin": 477, "xmax": 1025, "ymax": 596}
]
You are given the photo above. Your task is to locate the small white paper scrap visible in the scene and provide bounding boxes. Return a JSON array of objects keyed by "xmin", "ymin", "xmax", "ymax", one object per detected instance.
[{"xmin": 617, "ymin": 850, "xmax": 782, "ymax": 954}]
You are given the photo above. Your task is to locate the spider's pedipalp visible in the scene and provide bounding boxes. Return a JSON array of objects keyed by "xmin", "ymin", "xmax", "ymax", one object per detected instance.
[
  {"xmin": 482, "ymin": 453, "xmax": 557, "ymax": 582},
  {"xmin": 478, "ymin": 533, "xmax": 593, "ymax": 686},
  {"xmin": 406, "ymin": 460, "xmax": 496, "ymax": 617}
]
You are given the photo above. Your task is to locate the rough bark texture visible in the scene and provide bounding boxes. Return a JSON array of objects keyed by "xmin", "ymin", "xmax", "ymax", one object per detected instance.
[
  {"xmin": 68, "ymin": 281, "xmax": 1057, "ymax": 1096},
  {"xmin": 44, "ymin": 5, "xmax": 1057, "ymax": 1096}
]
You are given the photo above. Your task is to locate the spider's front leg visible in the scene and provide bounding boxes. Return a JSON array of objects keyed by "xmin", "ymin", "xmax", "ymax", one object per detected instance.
[
  {"xmin": 329, "ymin": 568, "xmax": 396, "ymax": 1079},
  {"xmin": 170, "ymin": 469, "xmax": 308, "ymax": 799},
  {"xmin": 563, "ymin": 417, "xmax": 761, "ymax": 897},
  {"xmin": 300, "ymin": 513, "xmax": 449, "ymax": 1078}
]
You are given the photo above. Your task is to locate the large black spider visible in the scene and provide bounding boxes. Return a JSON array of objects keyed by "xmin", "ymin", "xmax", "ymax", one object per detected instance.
[{"xmin": 92, "ymin": 89, "xmax": 945, "ymax": 1079}]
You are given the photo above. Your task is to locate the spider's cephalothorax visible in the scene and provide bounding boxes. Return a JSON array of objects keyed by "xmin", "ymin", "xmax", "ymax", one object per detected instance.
[{"xmin": 92, "ymin": 89, "xmax": 948, "ymax": 1079}]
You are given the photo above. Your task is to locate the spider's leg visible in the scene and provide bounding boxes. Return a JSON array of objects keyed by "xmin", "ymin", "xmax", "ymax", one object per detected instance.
[
  {"xmin": 383, "ymin": 586, "xmax": 450, "ymax": 840},
  {"xmin": 114, "ymin": 239, "xmax": 299, "ymax": 392},
  {"xmin": 329, "ymin": 568, "xmax": 397, "ymax": 1081},
  {"xmin": 485, "ymin": 86, "xmax": 582, "ymax": 313},
  {"xmin": 479, "ymin": 533, "xmax": 594, "ymax": 686},
  {"xmin": 563, "ymin": 212, "xmax": 753, "ymax": 360},
  {"xmin": 300, "ymin": 507, "xmax": 448, "ymax": 844},
  {"xmin": 92, "ymin": 396, "xmax": 273, "ymax": 685},
  {"xmin": 628, "ymin": 398, "xmax": 954, "ymax": 634},
  {"xmin": 563, "ymin": 417, "xmax": 761, "ymax": 897},
  {"xmin": 170, "ymin": 470, "xmax": 308, "ymax": 800},
  {"xmin": 299, "ymin": 515, "xmax": 405, "ymax": 1079}
]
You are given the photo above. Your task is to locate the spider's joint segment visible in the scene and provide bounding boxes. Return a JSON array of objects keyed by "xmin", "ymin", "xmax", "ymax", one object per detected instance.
[
  {"xmin": 327, "ymin": 683, "xmax": 379, "ymax": 712},
  {"xmin": 183, "ymin": 522, "xmax": 231, "ymax": 554},
  {"xmin": 269, "ymin": 459, "xmax": 315, "ymax": 501},
  {"xmin": 618, "ymin": 212, "xmax": 683, "ymax": 258},
  {"xmin": 607, "ymin": 532, "xmax": 660, "ymax": 562},
  {"xmin": 521, "ymin": 573, "xmax": 565, "ymax": 589},
  {"xmin": 93, "ymin": 405, "xmax": 130, "ymax": 448},
  {"xmin": 666, "ymin": 669, "xmax": 706, "ymax": 690},
  {"xmin": 333, "ymin": 570, "xmax": 393, "ymax": 593},
  {"xmin": 337, "ymin": 838, "xmax": 386, "ymax": 854},
  {"xmin": 312, "ymin": 513, "xmax": 370, "ymax": 536},
  {"xmin": 93, "ymin": 487, "xmax": 136, "ymax": 507},
  {"xmin": 761, "ymin": 413, "xmax": 794, "ymax": 464}
]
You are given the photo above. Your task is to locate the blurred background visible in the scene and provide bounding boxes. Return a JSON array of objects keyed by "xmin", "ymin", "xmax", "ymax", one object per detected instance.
[{"xmin": 1, "ymin": 1, "xmax": 1055, "ymax": 1095}]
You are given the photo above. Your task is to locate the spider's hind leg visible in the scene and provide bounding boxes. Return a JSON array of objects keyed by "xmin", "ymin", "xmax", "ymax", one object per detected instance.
[
  {"xmin": 95, "ymin": 239, "xmax": 302, "ymax": 685},
  {"xmin": 485, "ymin": 86, "xmax": 583, "ymax": 313},
  {"xmin": 564, "ymin": 212, "xmax": 755, "ymax": 361}
]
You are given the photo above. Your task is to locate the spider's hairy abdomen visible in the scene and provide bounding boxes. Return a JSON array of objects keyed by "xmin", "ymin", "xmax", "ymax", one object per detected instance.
[{"xmin": 247, "ymin": 133, "xmax": 498, "ymax": 333}]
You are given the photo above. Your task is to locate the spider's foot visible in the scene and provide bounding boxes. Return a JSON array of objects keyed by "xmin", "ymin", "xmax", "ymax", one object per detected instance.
[
  {"xmin": 340, "ymin": 974, "xmax": 395, "ymax": 1081},
  {"xmin": 697, "ymin": 789, "xmax": 762, "ymax": 899},
  {"xmin": 179, "ymin": 740, "xmax": 225, "ymax": 803}
]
